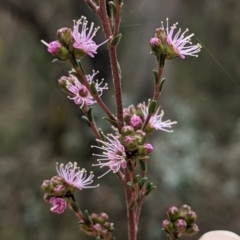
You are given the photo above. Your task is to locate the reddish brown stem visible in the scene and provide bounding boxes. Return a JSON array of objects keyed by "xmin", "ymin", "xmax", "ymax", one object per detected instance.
[
  {"xmin": 142, "ymin": 66, "xmax": 164, "ymax": 130},
  {"xmin": 124, "ymin": 168, "xmax": 137, "ymax": 240},
  {"xmin": 98, "ymin": 0, "xmax": 124, "ymax": 132},
  {"xmin": 82, "ymin": 106, "xmax": 102, "ymax": 140},
  {"xmin": 85, "ymin": 0, "xmax": 98, "ymax": 12}
]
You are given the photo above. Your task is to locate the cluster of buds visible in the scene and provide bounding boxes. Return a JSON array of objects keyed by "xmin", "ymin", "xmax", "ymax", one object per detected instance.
[
  {"xmin": 79, "ymin": 212, "xmax": 115, "ymax": 240},
  {"xmin": 41, "ymin": 175, "xmax": 69, "ymax": 200},
  {"xmin": 121, "ymin": 126, "xmax": 153, "ymax": 157},
  {"xmin": 162, "ymin": 205, "xmax": 199, "ymax": 239},
  {"xmin": 41, "ymin": 175, "xmax": 70, "ymax": 214},
  {"xmin": 41, "ymin": 16, "xmax": 108, "ymax": 60}
]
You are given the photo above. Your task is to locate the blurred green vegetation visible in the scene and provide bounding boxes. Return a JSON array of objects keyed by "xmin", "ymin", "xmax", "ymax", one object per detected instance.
[{"xmin": 0, "ymin": 0, "xmax": 240, "ymax": 240}]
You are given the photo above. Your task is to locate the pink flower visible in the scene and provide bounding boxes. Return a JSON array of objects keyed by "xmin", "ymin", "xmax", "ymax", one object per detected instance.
[
  {"xmin": 149, "ymin": 37, "xmax": 161, "ymax": 47},
  {"xmin": 143, "ymin": 143, "xmax": 153, "ymax": 154},
  {"xmin": 92, "ymin": 134, "xmax": 127, "ymax": 177},
  {"xmin": 130, "ymin": 114, "xmax": 142, "ymax": 128},
  {"xmin": 41, "ymin": 40, "xmax": 61, "ymax": 55},
  {"xmin": 161, "ymin": 18, "xmax": 201, "ymax": 59},
  {"xmin": 49, "ymin": 197, "xmax": 67, "ymax": 214},
  {"xmin": 56, "ymin": 162, "xmax": 98, "ymax": 190},
  {"xmin": 65, "ymin": 71, "xmax": 107, "ymax": 108},
  {"xmin": 141, "ymin": 102, "xmax": 177, "ymax": 132},
  {"xmin": 72, "ymin": 16, "xmax": 108, "ymax": 58}
]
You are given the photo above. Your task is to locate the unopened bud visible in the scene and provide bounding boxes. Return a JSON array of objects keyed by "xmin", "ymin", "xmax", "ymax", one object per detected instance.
[
  {"xmin": 50, "ymin": 175, "xmax": 65, "ymax": 186},
  {"xmin": 150, "ymin": 37, "xmax": 165, "ymax": 55},
  {"xmin": 53, "ymin": 184, "xmax": 67, "ymax": 196},
  {"xmin": 174, "ymin": 219, "xmax": 187, "ymax": 235},
  {"xmin": 122, "ymin": 136, "xmax": 138, "ymax": 151},
  {"xmin": 57, "ymin": 27, "xmax": 72, "ymax": 46},
  {"xmin": 41, "ymin": 180, "xmax": 52, "ymax": 192},
  {"xmin": 130, "ymin": 114, "xmax": 142, "ymax": 128},
  {"xmin": 167, "ymin": 206, "xmax": 180, "ymax": 221},
  {"xmin": 99, "ymin": 212, "xmax": 109, "ymax": 221},
  {"xmin": 185, "ymin": 223, "xmax": 199, "ymax": 236},
  {"xmin": 183, "ymin": 210, "xmax": 197, "ymax": 224},
  {"xmin": 162, "ymin": 219, "xmax": 174, "ymax": 233},
  {"xmin": 121, "ymin": 125, "xmax": 135, "ymax": 136},
  {"xmin": 41, "ymin": 40, "xmax": 69, "ymax": 60},
  {"xmin": 143, "ymin": 143, "xmax": 153, "ymax": 154}
]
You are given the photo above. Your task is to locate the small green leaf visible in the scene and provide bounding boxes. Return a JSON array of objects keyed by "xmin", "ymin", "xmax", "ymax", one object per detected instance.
[
  {"xmin": 159, "ymin": 78, "xmax": 166, "ymax": 92},
  {"xmin": 111, "ymin": 34, "xmax": 122, "ymax": 47},
  {"xmin": 87, "ymin": 107, "xmax": 94, "ymax": 122},
  {"xmin": 138, "ymin": 177, "xmax": 148, "ymax": 189},
  {"xmin": 159, "ymin": 54, "xmax": 166, "ymax": 68},
  {"xmin": 81, "ymin": 116, "xmax": 90, "ymax": 127},
  {"xmin": 133, "ymin": 175, "xmax": 140, "ymax": 184},
  {"xmin": 102, "ymin": 117, "xmax": 119, "ymax": 128},
  {"xmin": 152, "ymin": 69, "xmax": 158, "ymax": 84},
  {"xmin": 98, "ymin": 128, "xmax": 105, "ymax": 140},
  {"xmin": 84, "ymin": 210, "xmax": 93, "ymax": 225},
  {"xmin": 90, "ymin": 82, "xmax": 97, "ymax": 95},
  {"xmin": 127, "ymin": 181, "xmax": 133, "ymax": 187},
  {"xmin": 139, "ymin": 159, "xmax": 147, "ymax": 172},
  {"xmin": 148, "ymin": 100, "xmax": 157, "ymax": 114},
  {"xmin": 145, "ymin": 182, "xmax": 157, "ymax": 195}
]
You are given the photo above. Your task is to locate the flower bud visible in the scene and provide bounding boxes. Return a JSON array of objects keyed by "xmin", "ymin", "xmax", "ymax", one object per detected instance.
[
  {"xmin": 121, "ymin": 125, "xmax": 135, "ymax": 136},
  {"xmin": 58, "ymin": 76, "xmax": 69, "ymax": 91},
  {"xmin": 150, "ymin": 37, "xmax": 165, "ymax": 55},
  {"xmin": 183, "ymin": 210, "xmax": 197, "ymax": 224},
  {"xmin": 99, "ymin": 212, "xmax": 109, "ymax": 221},
  {"xmin": 143, "ymin": 143, "xmax": 153, "ymax": 154},
  {"xmin": 122, "ymin": 136, "xmax": 139, "ymax": 151},
  {"xmin": 138, "ymin": 143, "xmax": 153, "ymax": 157},
  {"xmin": 41, "ymin": 180, "xmax": 52, "ymax": 192},
  {"xmin": 50, "ymin": 175, "xmax": 65, "ymax": 186},
  {"xmin": 41, "ymin": 40, "xmax": 69, "ymax": 60},
  {"xmin": 174, "ymin": 219, "xmax": 187, "ymax": 236},
  {"xmin": 123, "ymin": 108, "xmax": 131, "ymax": 124},
  {"xmin": 57, "ymin": 27, "xmax": 72, "ymax": 46},
  {"xmin": 185, "ymin": 223, "xmax": 199, "ymax": 236},
  {"xmin": 53, "ymin": 184, "xmax": 67, "ymax": 196},
  {"xmin": 135, "ymin": 130, "xmax": 146, "ymax": 144},
  {"xmin": 162, "ymin": 219, "xmax": 174, "ymax": 233},
  {"xmin": 167, "ymin": 206, "xmax": 180, "ymax": 221},
  {"xmin": 104, "ymin": 222, "xmax": 114, "ymax": 231},
  {"xmin": 130, "ymin": 114, "xmax": 142, "ymax": 128},
  {"xmin": 92, "ymin": 223, "xmax": 102, "ymax": 231},
  {"xmin": 180, "ymin": 204, "xmax": 191, "ymax": 212},
  {"xmin": 43, "ymin": 193, "xmax": 52, "ymax": 202}
]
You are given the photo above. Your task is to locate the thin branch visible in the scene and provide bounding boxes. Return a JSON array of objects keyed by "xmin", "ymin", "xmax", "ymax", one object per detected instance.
[{"xmin": 98, "ymin": 0, "xmax": 124, "ymax": 132}]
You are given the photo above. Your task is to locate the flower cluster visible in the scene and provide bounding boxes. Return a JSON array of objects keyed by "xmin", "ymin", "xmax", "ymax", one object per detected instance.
[
  {"xmin": 79, "ymin": 212, "xmax": 115, "ymax": 239},
  {"xmin": 123, "ymin": 102, "xmax": 177, "ymax": 133},
  {"xmin": 150, "ymin": 18, "xmax": 202, "ymax": 59},
  {"xmin": 41, "ymin": 16, "xmax": 108, "ymax": 59},
  {"xmin": 58, "ymin": 71, "xmax": 107, "ymax": 108},
  {"xmin": 41, "ymin": 162, "xmax": 97, "ymax": 214}
]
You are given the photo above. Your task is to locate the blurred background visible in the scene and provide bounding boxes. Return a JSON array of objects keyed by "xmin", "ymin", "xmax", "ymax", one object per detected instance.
[{"xmin": 0, "ymin": 0, "xmax": 240, "ymax": 239}]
